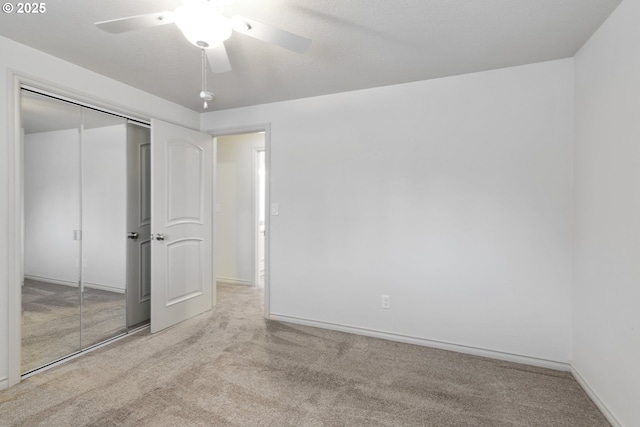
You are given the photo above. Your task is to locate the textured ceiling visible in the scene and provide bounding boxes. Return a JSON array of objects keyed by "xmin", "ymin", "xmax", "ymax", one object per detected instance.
[{"xmin": 0, "ymin": 0, "xmax": 621, "ymax": 112}]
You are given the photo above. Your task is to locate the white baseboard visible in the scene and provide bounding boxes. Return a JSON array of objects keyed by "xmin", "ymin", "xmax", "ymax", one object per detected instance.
[
  {"xmin": 217, "ymin": 277, "xmax": 253, "ymax": 286},
  {"xmin": 83, "ymin": 282, "xmax": 125, "ymax": 294},
  {"xmin": 270, "ymin": 313, "xmax": 571, "ymax": 372},
  {"xmin": 24, "ymin": 275, "xmax": 75, "ymax": 287},
  {"xmin": 0, "ymin": 377, "xmax": 8, "ymax": 391},
  {"xmin": 24, "ymin": 275, "xmax": 125, "ymax": 294},
  {"xmin": 571, "ymin": 366, "xmax": 622, "ymax": 427}
]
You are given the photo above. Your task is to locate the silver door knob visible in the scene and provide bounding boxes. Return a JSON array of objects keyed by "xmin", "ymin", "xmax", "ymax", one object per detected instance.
[
  {"xmin": 127, "ymin": 232, "xmax": 139, "ymax": 240},
  {"xmin": 155, "ymin": 233, "xmax": 166, "ymax": 241}
]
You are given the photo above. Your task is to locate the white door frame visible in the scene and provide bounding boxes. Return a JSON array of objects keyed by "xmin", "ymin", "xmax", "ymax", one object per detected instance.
[
  {"xmin": 7, "ymin": 74, "xmax": 24, "ymax": 387},
  {"xmin": 209, "ymin": 124, "xmax": 271, "ymax": 319},
  {"xmin": 253, "ymin": 146, "xmax": 266, "ymax": 289}
]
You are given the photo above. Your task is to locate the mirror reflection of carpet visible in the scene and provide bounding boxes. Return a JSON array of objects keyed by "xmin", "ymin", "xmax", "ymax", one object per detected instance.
[{"xmin": 22, "ymin": 279, "xmax": 126, "ymax": 373}]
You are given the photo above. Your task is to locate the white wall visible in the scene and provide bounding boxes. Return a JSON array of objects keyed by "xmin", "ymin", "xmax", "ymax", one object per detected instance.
[
  {"xmin": 0, "ymin": 35, "xmax": 199, "ymax": 386},
  {"xmin": 24, "ymin": 129, "xmax": 81, "ymax": 284},
  {"xmin": 573, "ymin": 0, "xmax": 640, "ymax": 425},
  {"xmin": 216, "ymin": 133, "xmax": 265, "ymax": 285},
  {"xmin": 202, "ymin": 59, "xmax": 574, "ymax": 367}
]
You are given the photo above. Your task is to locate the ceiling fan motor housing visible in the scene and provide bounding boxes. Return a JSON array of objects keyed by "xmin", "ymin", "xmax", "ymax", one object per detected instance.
[{"xmin": 174, "ymin": 1, "xmax": 232, "ymax": 48}]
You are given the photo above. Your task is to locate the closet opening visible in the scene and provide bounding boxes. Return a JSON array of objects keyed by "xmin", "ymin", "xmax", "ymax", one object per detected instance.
[{"xmin": 20, "ymin": 87, "xmax": 151, "ymax": 376}]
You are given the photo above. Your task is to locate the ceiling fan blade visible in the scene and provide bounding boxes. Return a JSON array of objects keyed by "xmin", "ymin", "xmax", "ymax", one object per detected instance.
[
  {"xmin": 231, "ymin": 16, "xmax": 311, "ymax": 53},
  {"xmin": 95, "ymin": 12, "xmax": 175, "ymax": 34},
  {"xmin": 206, "ymin": 43, "xmax": 232, "ymax": 73}
]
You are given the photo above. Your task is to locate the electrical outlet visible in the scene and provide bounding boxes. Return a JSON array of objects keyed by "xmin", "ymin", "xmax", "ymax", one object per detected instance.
[{"xmin": 381, "ymin": 295, "xmax": 390, "ymax": 309}]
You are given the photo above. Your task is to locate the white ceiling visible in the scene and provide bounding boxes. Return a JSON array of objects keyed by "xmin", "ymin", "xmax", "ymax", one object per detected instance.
[{"xmin": 0, "ymin": 0, "xmax": 621, "ymax": 112}]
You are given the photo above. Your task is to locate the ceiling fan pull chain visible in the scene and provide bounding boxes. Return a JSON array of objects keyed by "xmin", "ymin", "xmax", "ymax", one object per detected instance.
[
  {"xmin": 198, "ymin": 48, "xmax": 215, "ymax": 109},
  {"xmin": 201, "ymin": 48, "xmax": 208, "ymax": 109}
]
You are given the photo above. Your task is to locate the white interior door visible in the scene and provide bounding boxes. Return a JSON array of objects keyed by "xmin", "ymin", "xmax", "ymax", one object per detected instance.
[{"xmin": 150, "ymin": 119, "xmax": 214, "ymax": 333}]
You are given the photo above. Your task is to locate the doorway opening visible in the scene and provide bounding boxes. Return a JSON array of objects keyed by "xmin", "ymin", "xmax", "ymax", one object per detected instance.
[{"xmin": 214, "ymin": 131, "xmax": 267, "ymax": 311}]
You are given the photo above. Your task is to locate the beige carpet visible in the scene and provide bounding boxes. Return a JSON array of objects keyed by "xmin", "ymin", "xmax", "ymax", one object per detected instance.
[{"xmin": 1, "ymin": 284, "xmax": 609, "ymax": 426}]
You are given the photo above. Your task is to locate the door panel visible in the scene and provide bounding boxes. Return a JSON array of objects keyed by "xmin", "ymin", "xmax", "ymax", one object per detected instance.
[
  {"xmin": 21, "ymin": 91, "xmax": 82, "ymax": 373},
  {"xmin": 167, "ymin": 142, "xmax": 205, "ymax": 225},
  {"xmin": 165, "ymin": 238, "xmax": 204, "ymax": 305},
  {"xmin": 22, "ymin": 137, "xmax": 82, "ymax": 371},
  {"xmin": 151, "ymin": 119, "xmax": 213, "ymax": 333},
  {"xmin": 126, "ymin": 124, "xmax": 151, "ymax": 327},
  {"xmin": 140, "ymin": 240, "xmax": 152, "ymax": 301}
]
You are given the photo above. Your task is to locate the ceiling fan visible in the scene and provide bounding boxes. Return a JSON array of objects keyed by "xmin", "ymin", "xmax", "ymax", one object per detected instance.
[{"xmin": 95, "ymin": 0, "xmax": 312, "ymax": 74}]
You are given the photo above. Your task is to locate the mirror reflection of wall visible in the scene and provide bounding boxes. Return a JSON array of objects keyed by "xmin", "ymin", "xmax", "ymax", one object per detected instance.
[{"xmin": 21, "ymin": 89, "xmax": 139, "ymax": 374}]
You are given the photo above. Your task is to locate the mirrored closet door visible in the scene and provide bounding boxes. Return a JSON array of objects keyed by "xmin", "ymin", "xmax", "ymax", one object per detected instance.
[
  {"xmin": 78, "ymin": 106, "xmax": 128, "ymax": 349},
  {"xmin": 21, "ymin": 91, "xmax": 84, "ymax": 372},
  {"xmin": 21, "ymin": 89, "xmax": 150, "ymax": 374}
]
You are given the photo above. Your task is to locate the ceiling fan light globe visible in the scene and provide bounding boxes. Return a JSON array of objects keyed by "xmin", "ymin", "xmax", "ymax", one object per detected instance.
[{"xmin": 174, "ymin": 3, "xmax": 232, "ymax": 48}]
